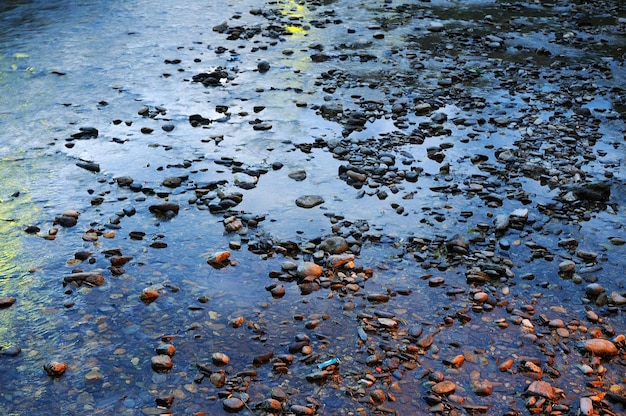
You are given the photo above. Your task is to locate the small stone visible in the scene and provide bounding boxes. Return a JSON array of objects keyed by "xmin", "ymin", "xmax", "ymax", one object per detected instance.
[
  {"xmin": 585, "ymin": 283, "xmax": 605, "ymax": 296},
  {"xmin": 207, "ymin": 251, "xmax": 231, "ymax": 267},
  {"xmin": 223, "ymin": 397, "xmax": 245, "ymax": 413},
  {"xmin": 139, "ymin": 287, "xmax": 159, "ymax": 303},
  {"xmin": 290, "ymin": 404, "xmax": 315, "ymax": 415},
  {"xmin": 0, "ymin": 297, "xmax": 16, "ymax": 308},
  {"xmin": 526, "ymin": 380, "xmax": 557, "ymax": 401},
  {"xmin": 44, "ymin": 361, "xmax": 68, "ymax": 377},
  {"xmin": 370, "ymin": 389, "xmax": 386, "ymax": 404},
  {"xmin": 558, "ymin": 260, "xmax": 576, "ymax": 273},
  {"xmin": 212, "ymin": 352, "xmax": 230, "ymax": 366},
  {"xmin": 151, "ymin": 355, "xmax": 173, "ymax": 372},
  {"xmin": 470, "ymin": 379, "xmax": 493, "ymax": 396},
  {"xmin": 295, "ymin": 195, "xmax": 324, "ymax": 208},
  {"xmin": 319, "ymin": 236, "xmax": 349, "ymax": 254},
  {"xmin": 257, "ymin": 61, "xmax": 270, "ymax": 73},
  {"xmin": 432, "ymin": 381, "xmax": 456, "ymax": 395},
  {"xmin": 296, "ymin": 262, "xmax": 323, "ymax": 278},
  {"xmin": 579, "ymin": 397, "xmax": 593, "ymax": 416}
]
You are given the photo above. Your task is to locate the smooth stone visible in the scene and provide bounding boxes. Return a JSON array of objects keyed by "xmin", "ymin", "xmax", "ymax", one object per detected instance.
[
  {"xmin": 470, "ymin": 379, "xmax": 493, "ymax": 396},
  {"xmin": 579, "ymin": 397, "xmax": 593, "ymax": 416},
  {"xmin": 212, "ymin": 352, "xmax": 230, "ymax": 366},
  {"xmin": 151, "ymin": 355, "xmax": 173, "ymax": 372},
  {"xmin": 432, "ymin": 381, "xmax": 456, "ymax": 395},
  {"xmin": 579, "ymin": 338, "xmax": 618, "ymax": 356},
  {"xmin": 0, "ymin": 297, "xmax": 16, "ymax": 308},
  {"xmin": 223, "ymin": 397, "xmax": 245, "ymax": 412},
  {"xmin": 585, "ymin": 283, "xmax": 605, "ymax": 296},
  {"xmin": 295, "ymin": 195, "xmax": 324, "ymax": 208},
  {"xmin": 319, "ymin": 236, "xmax": 349, "ymax": 254},
  {"xmin": 44, "ymin": 361, "xmax": 68, "ymax": 377},
  {"xmin": 296, "ymin": 262, "xmax": 323, "ymax": 278},
  {"xmin": 558, "ymin": 260, "xmax": 576, "ymax": 273}
]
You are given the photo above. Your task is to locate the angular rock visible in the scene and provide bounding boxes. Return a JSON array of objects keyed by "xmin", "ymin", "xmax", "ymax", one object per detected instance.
[{"xmin": 526, "ymin": 380, "xmax": 557, "ymax": 401}]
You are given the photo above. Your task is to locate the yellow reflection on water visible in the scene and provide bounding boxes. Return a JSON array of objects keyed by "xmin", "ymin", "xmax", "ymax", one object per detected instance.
[{"xmin": 278, "ymin": 0, "xmax": 309, "ymax": 39}]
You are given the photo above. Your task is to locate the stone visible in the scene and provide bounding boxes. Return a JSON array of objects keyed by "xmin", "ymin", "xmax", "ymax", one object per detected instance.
[
  {"xmin": 579, "ymin": 338, "xmax": 618, "ymax": 357},
  {"xmin": 296, "ymin": 262, "xmax": 323, "ymax": 278},
  {"xmin": 578, "ymin": 397, "xmax": 593, "ymax": 416},
  {"xmin": 295, "ymin": 195, "xmax": 324, "ymax": 208},
  {"xmin": 223, "ymin": 397, "xmax": 245, "ymax": 412},
  {"xmin": 0, "ymin": 297, "xmax": 16, "ymax": 308},
  {"xmin": 558, "ymin": 260, "xmax": 576, "ymax": 273},
  {"xmin": 326, "ymin": 254, "xmax": 355, "ymax": 268},
  {"xmin": 207, "ymin": 251, "xmax": 231, "ymax": 267},
  {"xmin": 44, "ymin": 361, "xmax": 68, "ymax": 377},
  {"xmin": 432, "ymin": 381, "xmax": 456, "ymax": 395},
  {"xmin": 319, "ymin": 236, "xmax": 349, "ymax": 254},
  {"xmin": 470, "ymin": 379, "xmax": 493, "ymax": 396},
  {"xmin": 139, "ymin": 287, "xmax": 159, "ymax": 303},
  {"xmin": 526, "ymin": 380, "xmax": 557, "ymax": 401},
  {"xmin": 212, "ymin": 352, "xmax": 230, "ymax": 366},
  {"xmin": 63, "ymin": 272, "xmax": 105, "ymax": 287},
  {"xmin": 151, "ymin": 355, "xmax": 173, "ymax": 372}
]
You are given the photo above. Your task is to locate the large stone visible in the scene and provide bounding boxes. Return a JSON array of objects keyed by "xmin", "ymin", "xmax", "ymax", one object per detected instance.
[{"xmin": 579, "ymin": 338, "xmax": 618, "ymax": 357}]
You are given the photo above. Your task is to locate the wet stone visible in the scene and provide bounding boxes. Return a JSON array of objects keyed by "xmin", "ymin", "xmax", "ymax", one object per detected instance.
[
  {"xmin": 295, "ymin": 195, "xmax": 324, "ymax": 208},
  {"xmin": 151, "ymin": 355, "xmax": 173, "ymax": 372},
  {"xmin": 223, "ymin": 397, "xmax": 245, "ymax": 413},
  {"xmin": 432, "ymin": 381, "xmax": 456, "ymax": 395}
]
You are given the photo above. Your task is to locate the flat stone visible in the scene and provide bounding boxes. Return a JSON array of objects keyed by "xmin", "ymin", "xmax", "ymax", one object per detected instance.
[
  {"xmin": 295, "ymin": 195, "xmax": 324, "ymax": 208},
  {"xmin": 0, "ymin": 297, "xmax": 16, "ymax": 308},
  {"xmin": 223, "ymin": 397, "xmax": 245, "ymax": 412},
  {"xmin": 432, "ymin": 381, "xmax": 456, "ymax": 395},
  {"xmin": 526, "ymin": 380, "xmax": 557, "ymax": 401}
]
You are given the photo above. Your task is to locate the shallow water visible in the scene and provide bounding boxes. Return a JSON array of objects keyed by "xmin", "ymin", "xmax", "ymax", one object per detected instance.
[{"xmin": 1, "ymin": 1, "xmax": 625, "ymax": 415}]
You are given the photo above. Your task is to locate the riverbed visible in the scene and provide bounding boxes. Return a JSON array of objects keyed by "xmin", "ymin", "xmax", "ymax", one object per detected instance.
[{"xmin": 1, "ymin": 1, "xmax": 625, "ymax": 415}]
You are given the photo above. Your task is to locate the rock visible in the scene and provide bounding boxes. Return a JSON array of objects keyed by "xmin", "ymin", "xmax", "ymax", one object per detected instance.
[
  {"xmin": 257, "ymin": 61, "xmax": 270, "ymax": 73},
  {"xmin": 139, "ymin": 287, "xmax": 159, "ymax": 303},
  {"xmin": 149, "ymin": 203, "xmax": 180, "ymax": 216},
  {"xmin": 261, "ymin": 398, "xmax": 283, "ymax": 413},
  {"xmin": 576, "ymin": 250, "xmax": 598, "ymax": 261},
  {"xmin": 223, "ymin": 397, "xmax": 245, "ymax": 412},
  {"xmin": 470, "ymin": 379, "xmax": 493, "ymax": 396},
  {"xmin": 609, "ymin": 291, "xmax": 626, "ymax": 305},
  {"xmin": 63, "ymin": 272, "xmax": 105, "ymax": 287},
  {"xmin": 558, "ymin": 260, "xmax": 576, "ymax": 273},
  {"xmin": 295, "ymin": 195, "xmax": 324, "ymax": 208},
  {"xmin": 432, "ymin": 381, "xmax": 456, "ymax": 395},
  {"xmin": 44, "ymin": 361, "xmax": 68, "ymax": 377},
  {"xmin": 326, "ymin": 254, "xmax": 355, "ymax": 268},
  {"xmin": 579, "ymin": 397, "xmax": 593, "ymax": 416},
  {"xmin": 210, "ymin": 372, "xmax": 226, "ymax": 388},
  {"xmin": 151, "ymin": 355, "xmax": 173, "ymax": 372},
  {"xmin": 526, "ymin": 380, "xmax": 557, "ymax": 401},
  {"xmin": 212, "ymin": 352, "xmax": 230, "ymax": 366},
  {"xmin": 319, "ymin": 236, "xmax": 349, "ymax": 254},
  {"xmin": 0, "ymin": 345, "xmax": 21, "ymax": 356},
  {"xmin": 579, "ymin": 338, "xmax": 618, "ymax": 357},
  {"xmin": 585, "ymin": 283, "xmax": 605, "ymax": 296},
  {"xmin": 290, "ymin": 405, "xmax": 315, "ymax": 415},
  {"xmin": 296, "ymin": 262, "xmax": 323, "ymax": 278},
  {"xmin": 162, "ymin": 177, "xmax": 184, "ymax": 188},
  {"xmin": 76, "ymin": 161, "xmax": 100, "ymax": 172},
  {"xmin": 0, "ymin": 297, "xmax": 16, "ymax": 308},
  {"xmin": 288, "ymin": 169, "xmax": 307, "ymax": 181},
  {"xmin": 207, "ymin": 251, "xmax": 231, "ymax": 267}
]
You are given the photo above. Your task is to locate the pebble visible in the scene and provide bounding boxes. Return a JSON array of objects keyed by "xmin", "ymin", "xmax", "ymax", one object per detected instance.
[
  {"xmin": 0, "ymin": 297, "xmax": 16, "ymax": 308},
  {"xmin": 432, "ymin": 381, "xmax": 456, "ymax": 395},
  {"xmin": 44, "ymin": 361, "xmax": 68, "ymax": 377},
  {"xmin": 526, "ymin": 380, "xmax": 557, "ymax": 401},
  {"xmin": 139, "ymin": 287, "xmax": 159, "ymax": 303},
  {"xmin": 579, "ymin": 397, "xmax": 593, "ymax": 416},
  {"xmin": 558, "ymin": 260, "xmax": 576, "ymax": 273},
  {"xmin": 295, "ymin": 195, "xmax": 324, "ymax": 208},
  {"xmin": 223, "ymin": 397, "xmax": 245, "ymax": 412},
  {"xmin": 212, "ymin": 352, "xmax": 230, "ymax": 366},
  {"xmin": 151, "ymin": 355, "xmax": 172, "ymax": 372}
]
